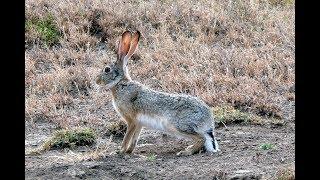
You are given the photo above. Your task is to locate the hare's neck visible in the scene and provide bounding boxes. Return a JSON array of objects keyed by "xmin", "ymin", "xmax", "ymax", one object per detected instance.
[
  {"xmin": 123, "ymin": 66, "xmax": 132, "ymax": 81},
  {"xmin": 110, "ymin": 78, "xmax": 132, "ymax": 99}
]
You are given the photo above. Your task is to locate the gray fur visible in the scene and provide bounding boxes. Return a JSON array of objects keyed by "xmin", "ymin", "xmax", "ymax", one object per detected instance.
[{"xmin": 113, "ymin": 80, "xmax": 214, "ymax": 135}]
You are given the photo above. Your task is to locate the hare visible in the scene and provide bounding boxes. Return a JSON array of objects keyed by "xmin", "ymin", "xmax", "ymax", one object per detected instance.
[{"xmin": 96, "ymin": 30, "xmax": 220, "ymax": 156}]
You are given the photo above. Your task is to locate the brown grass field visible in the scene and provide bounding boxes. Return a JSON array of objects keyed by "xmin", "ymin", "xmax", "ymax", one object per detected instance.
[{"xmin": 25, "ymin": 0, "xmax": 295, "ymax": 179}]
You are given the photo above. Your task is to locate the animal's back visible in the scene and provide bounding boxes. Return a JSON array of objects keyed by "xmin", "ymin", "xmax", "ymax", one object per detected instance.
[{"xmin": 112, "ymin": 81, "xmax": 214, "ymax": 135}]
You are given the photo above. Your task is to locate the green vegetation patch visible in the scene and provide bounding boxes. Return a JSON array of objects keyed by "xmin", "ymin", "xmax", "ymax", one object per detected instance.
[
  {"xmin": 260, "ymin": 143, "xmax": 275, "ymax": 150},
  {"xmin": 212, "ymin": 105, "xmax": 263, "ymax": 126},
  {"xmin": 26, "ymin": 14, "xmax": 61, "ymax": 46},
  {"xmin": 268, "ymin": 0, "xmax": 294, "ymax": 6},
  {"xmin": 42, "ymin": 127, "xmax": 97, "ymax": 150},
  {"xmin": 147, "ymin": 153, "xmax": 157, "ymax": 161}
]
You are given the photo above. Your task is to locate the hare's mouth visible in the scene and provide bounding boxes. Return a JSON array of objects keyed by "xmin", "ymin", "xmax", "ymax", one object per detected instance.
[
  {"xmin": 95, "ymin": 75, "xmax": 122, "ymax": 90},
  {"xmin": 95, "ymin": 79, "xmax": 112, "ymax": 91},
  {"xmin": 95, "ymin": 76, "xmax": 105, "ymax": 86}
]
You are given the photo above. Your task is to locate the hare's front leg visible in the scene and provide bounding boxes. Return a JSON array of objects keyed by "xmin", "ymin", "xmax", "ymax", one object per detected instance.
[
  {"xmin": 126, "ymin": 125, "xmax": 142, "ymax": 153},
  {"xmin": 120, "ymin": 122, "xmax": 136, "ymax": 153}
]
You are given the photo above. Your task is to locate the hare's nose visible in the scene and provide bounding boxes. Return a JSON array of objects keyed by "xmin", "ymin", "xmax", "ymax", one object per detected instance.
[{"xmin": 104, "ymin": 66, "xmax": 111, "ymax": 73}]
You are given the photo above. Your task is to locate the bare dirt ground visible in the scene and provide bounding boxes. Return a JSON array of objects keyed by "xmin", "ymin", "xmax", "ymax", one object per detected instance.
[{"xmin": 25, "ymin": 119, "xmax": 295, "ymax": 179}]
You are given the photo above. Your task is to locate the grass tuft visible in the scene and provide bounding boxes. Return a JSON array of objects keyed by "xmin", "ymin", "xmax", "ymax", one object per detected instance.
[
  {"xmin": 259, "ymin": 143, "xmax": 275, "ymax": 150},
  {"xmin": 268, "ymin": 0, "xmax": 295, "ymax": 6},
  {"xmin": 26, "ymin": 14, "xmax": 60, "ymax": 46},
  {"xmin": 212, "ymin": 105, "xmax": 263, "ymax": 126},
  {"xmin": 42, "ymin": 127, "xmax": 97, "ymax": 151},
  {"xmin": 105, "ymin": 121, "xmax": 127, "ymax": 138},
  {"xmin": 146, "ymin": 153, "xmax": 157, "ymax": 161}
]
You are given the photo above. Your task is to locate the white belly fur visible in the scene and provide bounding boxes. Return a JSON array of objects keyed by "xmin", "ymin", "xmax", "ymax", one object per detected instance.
[
  {"xmin": 137, "ymin": 113, "xmax": 169, "ymax": 131},
  {"xmin": 113, "ymin": 100, "xmax": 169, "ymax": 131},
  {"xmin": 112, "ymin": 101, "xmax": 187, "ymax": 139}
]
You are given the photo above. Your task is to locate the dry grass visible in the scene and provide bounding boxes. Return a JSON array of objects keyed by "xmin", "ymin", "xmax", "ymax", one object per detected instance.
[
  {"xmin": 105, "ymin": 120, "xmax": 127, "ymax": 138},
  {"xmin": 42, "ymin": 127, "xmax": 96, "ymax": 150},
  {"xmin": 26, "ymin": 127, "xmax": 97, "ymax": 156},
  {"xmin": 213, "ymin": 105, "xmax": 286, "ymax": 127},
  {"xmin": 25, "ymin": 0, "xmax": 294, "ymax": 130},
  {"xmin": 213, "ymin": 105, "xmax": 264, "ymax": 126},
  {"xmin": 27, "ymin": 136, "xmax": 114, "ymax": 162}
]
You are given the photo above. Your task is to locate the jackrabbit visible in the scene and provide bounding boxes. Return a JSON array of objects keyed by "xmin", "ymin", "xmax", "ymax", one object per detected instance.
[{"xmin": 96, "ymin": 31, "xmax": 220, "ymax": 156}]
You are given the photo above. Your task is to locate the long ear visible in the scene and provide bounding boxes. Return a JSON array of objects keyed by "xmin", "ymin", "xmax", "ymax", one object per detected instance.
[
  {"xmin": 124, "ymin": 31, "xmax": 141, "ymax": 61},
  {"xmin": 117, "ymin": 31, "xmax": 132, "ymax": 66}
]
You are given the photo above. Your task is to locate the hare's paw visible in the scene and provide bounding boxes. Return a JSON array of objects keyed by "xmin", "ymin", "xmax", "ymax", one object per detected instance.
[
  {"xmin": 125, "ymin": 148, "xmax": 134, "ymax": 154},
  {"xmin": 176, "ymin": 150, "xmax": 192, "ymax": 156},
  {"xmin": 109, "ymin": 150, "xmax": 121, "ymax": 156},
  {"xmin": 109, "ymin": 147, "xmax": 126, "ymax": 156},
  {"xmin": 204, "ymin": 148, "xmax": 222, "ymax": 156}
]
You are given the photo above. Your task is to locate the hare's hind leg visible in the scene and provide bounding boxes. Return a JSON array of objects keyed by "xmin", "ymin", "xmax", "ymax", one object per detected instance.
[
  {"xmin": 176, "ymin": 135, "xmax": 205, "ymax": 156},
  {"xmin": 126, "ymin": 125, "xmax": 142, "ymax": 153}
]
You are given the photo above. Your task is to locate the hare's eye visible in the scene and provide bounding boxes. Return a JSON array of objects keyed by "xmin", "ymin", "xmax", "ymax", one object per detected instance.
[{"xmin": 104, "ymin": 67, "xmax": 111, "ymax": 73}]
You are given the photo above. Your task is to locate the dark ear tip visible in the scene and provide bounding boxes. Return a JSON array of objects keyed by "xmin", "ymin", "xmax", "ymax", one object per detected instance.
[
  {"xmin": 136, "ymin": 30, "xmax": 141, "ymax": 37},
  {"xmin": 122, "ymin": 31, "xmax": 131, "ymax": 37},
  {"xmin": 135, "ymin": 31, "xmax": 141, "ymax": 41}
]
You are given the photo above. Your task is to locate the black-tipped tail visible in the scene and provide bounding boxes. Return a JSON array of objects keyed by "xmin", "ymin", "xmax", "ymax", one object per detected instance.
[{"xmin": 206, "ymin": 128, "xmax": 216, "ymax": 150}]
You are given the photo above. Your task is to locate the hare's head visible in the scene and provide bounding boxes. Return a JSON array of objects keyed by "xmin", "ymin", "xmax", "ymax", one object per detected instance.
[{"xmin": 96, "ymin": 31, "xmax": 140, "ymax": 89}]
